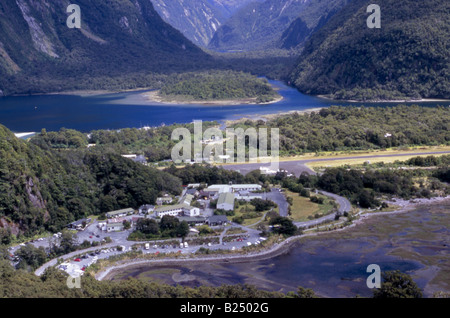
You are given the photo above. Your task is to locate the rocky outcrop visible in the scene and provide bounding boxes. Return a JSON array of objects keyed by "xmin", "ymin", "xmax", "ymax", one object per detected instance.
[
  {"xmin": 25, "ymin": 177, "xmax": 47, "ymax": 211},
  {"xmin": 15, "ymin": 0, "xmax": 59, "ymax": 58}
]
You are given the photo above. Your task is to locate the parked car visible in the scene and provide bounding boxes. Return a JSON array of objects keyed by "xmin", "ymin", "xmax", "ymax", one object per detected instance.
[{"xmin": 74, "ymin": 258, "xmax": 81, "ymax": 262}]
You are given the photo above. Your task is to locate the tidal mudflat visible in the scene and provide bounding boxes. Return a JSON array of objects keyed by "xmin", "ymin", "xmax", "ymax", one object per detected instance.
[{"xmin": 111, "ymin": 201, "xmax": 449, "ymax": 298}]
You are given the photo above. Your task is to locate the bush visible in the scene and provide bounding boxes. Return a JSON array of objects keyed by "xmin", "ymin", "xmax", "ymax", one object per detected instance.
[{"xmin": 232, "ymin": 216, "xmax": 244, "ymax": 224}]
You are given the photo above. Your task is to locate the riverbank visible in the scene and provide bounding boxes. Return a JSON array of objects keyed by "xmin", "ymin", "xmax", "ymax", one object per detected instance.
[
  {"xmin": 223, "ymin": 107, "xmax": 325, "ymax": 126},
  {"xmin": 317, "ymin": 94, "xmax": 450, "ymax": 103},
  {"xmin": 141, "ymin": 90, "xmax": 284, "ymax": 106},
  {"xmin": 8, "ymin": 87, "xmax": 157, "ymax": 98},
  {"xmin": 95, "ymin": 196, "xmax": 450, "ymax": 283}
]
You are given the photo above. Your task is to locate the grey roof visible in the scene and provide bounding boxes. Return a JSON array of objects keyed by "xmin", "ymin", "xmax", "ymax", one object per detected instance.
[
  {"xmin": 68, "ymin": 218, "xmax": 91, "ymax": 227},
  {"xmin": 107, "ymin": 222, "xmax": 124, "ymax": 227},
  {"xmin": 106, "ymin": 208, "xmax": 134, "ymax": 216},
  {"xmin": 178, "ymin": 216, "xmax": 207, "ymax": 223},
  {"xmin": 132, "ymin": 155, "xmax": 147, "ymax": 163},
  {"xmin": 155, "ymin": 203, "xmax": 191, "ymax": 213},
  {"xmin": 217, "ymin": 192, "xmax": 235, "ymax": 206},
  {"xmin": 139, "ymin": 204, "xmax": 155, "ymax": 210},
  {"xmin": 208, "ymin": 215, "xmax": 228, "ymax": 224}
]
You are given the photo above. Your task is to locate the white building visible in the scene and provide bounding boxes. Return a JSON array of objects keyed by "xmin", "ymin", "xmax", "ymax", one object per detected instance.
[
  {"xmin": 236, "ymin": 191, "xmax": 263, "ymax": 201},
  {"xmin": 154, "ymin": 204, "xmax": 200, "ymax": 218},
  {"xmin": 230, "ymin": 184, "xmax": 262, "ymax": 192},
  {"xmin": 205, "ymin": 184, "xmax": 262, "ymax": 194},
  {"xmin": 107, "ymin": 222, "xmax": 124, "ymax": 232},
  {"xmin": 156, "ymin": 196, "xmax": 173, "ymax": 205},
  {"xmin": 139, "ymin": 204, "xmax": 155, "ymax": 214},
  {"xmin": 106, "ymin": 208, "xmax": 134, "ymax": 219}
]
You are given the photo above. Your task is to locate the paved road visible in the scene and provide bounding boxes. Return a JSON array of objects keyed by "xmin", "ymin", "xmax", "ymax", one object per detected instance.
[
  {"xmin": 318, "ymin": 190, "xmax": 352, "ymax": 214},
  {"xmin": 220, "ymin": 151, "xmax": 450, "ymax": 177},
  {"xmin": 265, "ymin": 188, "xmax": 289, "ymax": 217}
]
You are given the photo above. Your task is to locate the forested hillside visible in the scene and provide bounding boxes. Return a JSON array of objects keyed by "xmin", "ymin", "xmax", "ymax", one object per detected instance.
[
  {"xmin": 289, "ymin": 0, "xmax": 450, "ymax": 101},
  {"xmin": 232, "ymin": 105, "xmax": 450, "ymax": 155},
  {"xmin": 0, "ymin": 125, "xmax": 181, "ymax": 238},
  {"xmin": 0, "ymin": 0, "xmax": 210, "ymax": 95}
]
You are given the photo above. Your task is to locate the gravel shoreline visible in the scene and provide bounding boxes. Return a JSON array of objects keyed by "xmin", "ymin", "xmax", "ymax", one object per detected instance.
[{"xmin": 95, "ymin": 196, "xmax": 450, "ymax": 282}]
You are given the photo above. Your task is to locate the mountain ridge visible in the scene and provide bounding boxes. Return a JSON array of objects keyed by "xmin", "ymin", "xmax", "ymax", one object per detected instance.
[
  {"xmin": 0, "ymin": 0, "xmax": 210, "ymax": 95},
  {"xmin": 289, "ymin": 0, "xmax": 450, "ymax": 101}
]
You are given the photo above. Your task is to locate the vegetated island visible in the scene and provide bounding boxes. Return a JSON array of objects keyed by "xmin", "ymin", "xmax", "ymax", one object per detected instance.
[{"xmin": 142, "ymin": 70, "xmax": 283, "ymax": 105}]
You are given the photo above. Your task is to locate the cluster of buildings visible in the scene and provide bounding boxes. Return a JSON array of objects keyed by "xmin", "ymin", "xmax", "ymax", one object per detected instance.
[
  {"xmin": 204, "ymin": 184, "xmax": 263, "ymax": 212},
  {"xmin": 68, "ymin": 183, "xmax": 265, "ymax": 234}
]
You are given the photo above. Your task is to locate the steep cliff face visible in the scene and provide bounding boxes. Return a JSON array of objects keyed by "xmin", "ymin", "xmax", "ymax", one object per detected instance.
[
  {"xmin": 150, "ymin": 0, "xmax": 262, "ymax": 47},
  {"xmin": 0, "ymin": 0, "xmax": 210, "ymax": 95}
]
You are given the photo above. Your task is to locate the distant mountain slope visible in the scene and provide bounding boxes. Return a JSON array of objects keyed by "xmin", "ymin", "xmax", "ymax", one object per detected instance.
[
  {"xmin": 279, "ymin": 0, "xmax": 350, "ymax": 50},
  {"xmin": 290, "ymin": 0, "xmax": 450, "ymax": 101},
  {"xmin": 0, "ymin": 0, "xmax": 210, "ymax": 95},
  {"xmin": 209, "ymin": 0, "xmax": 310, "ymax": 51},
  {"xmin": 208, "ymin": 0, "xmax": 349, "ymax": 52},
  {"xmin": 150, "ymin": 0, "xmax": 262, "ymax": 47}
]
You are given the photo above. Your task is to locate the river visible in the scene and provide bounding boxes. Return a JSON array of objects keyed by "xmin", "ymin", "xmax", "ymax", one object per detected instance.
[{"xmin": 1, "ymin": 80, "xmax": 449, "ymax": 133}]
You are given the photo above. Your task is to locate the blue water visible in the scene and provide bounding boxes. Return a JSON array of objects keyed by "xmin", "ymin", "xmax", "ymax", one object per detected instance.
[
  {"xmin": 1, "ymin": 80, "xmax": 448, "ymax": 133},
  {"xmin": 117, "ymin": 206, "xmax": 450, "ymax": 298}
]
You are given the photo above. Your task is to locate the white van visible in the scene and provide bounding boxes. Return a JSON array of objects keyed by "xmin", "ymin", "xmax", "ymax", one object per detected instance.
[
  {"xmin": 145, "ymin": 243, "xmax": 150, "ymax": 250},
  {"xmin": 184, "ymin": 242, "xmax": 189, "ymax": 248}
]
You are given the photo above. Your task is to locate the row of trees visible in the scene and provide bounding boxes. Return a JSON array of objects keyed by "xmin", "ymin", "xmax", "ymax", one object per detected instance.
[{"xmin": 130, "ymin": 216, "xmax": 190, "ymax": 241}]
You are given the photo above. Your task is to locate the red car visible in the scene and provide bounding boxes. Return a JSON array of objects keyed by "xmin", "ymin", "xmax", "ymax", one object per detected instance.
[
  {"xmin": 74, "ymin": 258, "xmax": 81, "ymax": 262},
  {"xmin": 81, "ymin": 266, "xmax": 86, "ymax": 271}
]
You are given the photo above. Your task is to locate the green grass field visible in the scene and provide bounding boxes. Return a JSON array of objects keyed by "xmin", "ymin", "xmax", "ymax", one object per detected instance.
[{"xmin": 285, "ymin": 190, "xmax": 336, "ymax": 222}]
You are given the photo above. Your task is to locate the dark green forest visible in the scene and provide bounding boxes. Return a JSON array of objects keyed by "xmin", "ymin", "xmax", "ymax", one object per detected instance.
[
  {"xmin": 159, "ymin": 71, "xmax": 280, "ymax": 103},
  {"xmin": 0, "ymin": 124, "xmax": 181, "ymax": 237},
  {"xmin": 32, "ymin": 105, "xmax": 450, "ymax": 161},
  {"xmin": 232, "ymin": 105, "xmax": 450, "ymax": 155},
  {"xmin": 290, "ymin": 0, "xmax": 450, "ymax": 101}
]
